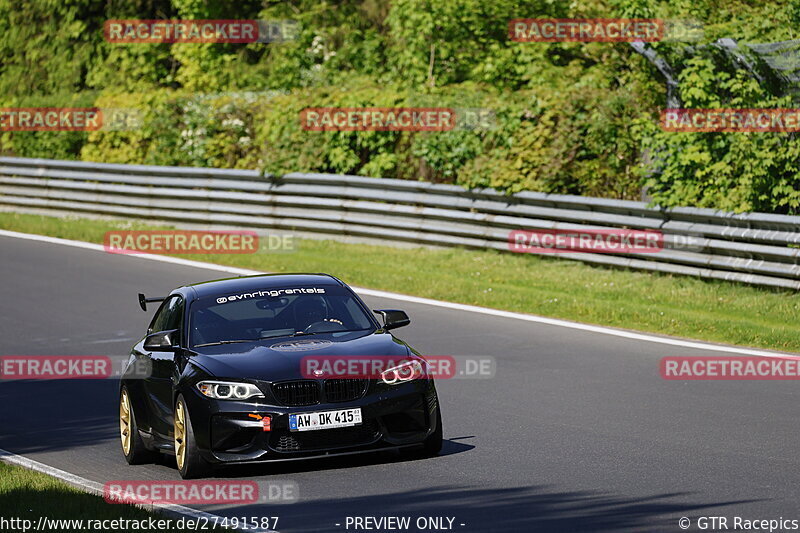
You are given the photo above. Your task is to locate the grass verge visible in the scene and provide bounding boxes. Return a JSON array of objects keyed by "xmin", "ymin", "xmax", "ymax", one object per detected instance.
[
  {"xmin": 0, "ymin": 211, "xmax": 798, "ymax": 352},
  {"xmin": 0, "ymin": 462, "xmax": 220, "ymax": 532}
]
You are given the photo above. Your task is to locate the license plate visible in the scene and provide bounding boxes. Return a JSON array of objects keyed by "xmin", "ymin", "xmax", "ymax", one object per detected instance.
[{"xmin": 289, "ymin": 408, "xmax": 362, "ymax": 432}]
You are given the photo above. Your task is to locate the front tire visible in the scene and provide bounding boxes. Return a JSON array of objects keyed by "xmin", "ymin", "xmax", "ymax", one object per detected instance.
[
  {"xmin": 405, "ymin": 404, "xmax": 443, "ymax": 459},
  {"xmin": 119, "ymin": 387, "xmax": 157, "ymax": 465},
  {"xmin": 174, "ymin": 395, "xmax": 211, "ymax": 479},
  {"xmin": 421, "ymin": 405, "xmax": 443, "ymax": 456}
]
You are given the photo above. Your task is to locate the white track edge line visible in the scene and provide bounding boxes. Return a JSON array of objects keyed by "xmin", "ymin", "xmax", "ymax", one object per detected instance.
[
  {"xmin": 0, "ymin": 228, "xmax": 795, "ymax": 358},
  {"xmin": 0, "ymin": 448, "xmax": 276, "ymax": 533}
]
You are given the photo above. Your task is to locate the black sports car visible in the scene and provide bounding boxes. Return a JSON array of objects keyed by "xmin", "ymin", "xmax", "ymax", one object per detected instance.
[{"xmin": 118, "ymin": 273, "xmax": 442, "ymax": 478}]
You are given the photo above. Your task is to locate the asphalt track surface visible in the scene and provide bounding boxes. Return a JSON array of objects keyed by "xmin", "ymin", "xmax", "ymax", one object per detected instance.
[{"xmin": 2, "ymin": 234, "xmax": 800, "ymax": 532}]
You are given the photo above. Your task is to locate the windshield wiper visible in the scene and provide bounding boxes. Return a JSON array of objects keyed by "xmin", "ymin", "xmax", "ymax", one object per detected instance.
[
  {"xmin": 254, "ymin": 331, "xmax": 314, "ymax": 340},
  {"xmin": 193, "ymin": 339, "xmax": 256, "ymax": 347},
  {"xmin": 287, "ymin": 328, "xmax": 363, "ymax": 337},
  {"xmin": 197, "ymin": 329, "xmax": 350, "ymax": 347}
]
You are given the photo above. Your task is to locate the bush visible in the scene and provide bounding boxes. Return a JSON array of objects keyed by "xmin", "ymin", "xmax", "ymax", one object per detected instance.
[
  {"xmin": 2, "ymin": 0, "xmax": 799, "ymax": 212},
  {"xmin": 640, "ymin": 49, "xmax": 800, "ymax": 213}
]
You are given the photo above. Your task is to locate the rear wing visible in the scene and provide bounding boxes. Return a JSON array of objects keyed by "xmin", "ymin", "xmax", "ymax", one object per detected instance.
[{"xmin": 138, "ymin": 293, "xmax": 166, "ymax": 312}]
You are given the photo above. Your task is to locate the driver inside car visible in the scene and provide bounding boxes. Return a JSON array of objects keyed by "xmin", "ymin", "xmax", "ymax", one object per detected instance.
[{"xmin": 293, "ymin": 295, "xmax": 344, "ymax": 332}]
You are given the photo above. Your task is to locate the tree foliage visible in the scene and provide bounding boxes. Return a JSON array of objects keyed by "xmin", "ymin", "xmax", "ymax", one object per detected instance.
[{"xmin": 1, "ymin": 0, "xmax": 798, "ymax": 212}]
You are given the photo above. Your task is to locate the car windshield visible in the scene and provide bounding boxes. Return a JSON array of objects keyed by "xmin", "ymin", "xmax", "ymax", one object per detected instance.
[{"xmin": 189, "ymin": 285, "xmax": 375, "ymax": 347}]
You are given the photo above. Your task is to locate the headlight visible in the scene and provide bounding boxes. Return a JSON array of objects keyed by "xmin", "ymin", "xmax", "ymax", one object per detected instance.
[
  {"xmin": 196, "ymin": 380, "xmax": 264, "ymax": 400},
  {"xmin": 381, "ymin": 360, "xmax": 425, "ymax": 385}
]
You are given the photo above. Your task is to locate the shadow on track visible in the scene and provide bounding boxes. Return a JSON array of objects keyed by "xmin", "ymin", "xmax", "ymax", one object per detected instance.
[
  {"xmin": 0, "ymin": 379, "xmax": 118, "ymax": 454},
  {"xmin": 208, "ymin": 437, "xmax": 475, "ymax": 479},
  {"xmin": 219, "ymin": 486, "xmax": 760, "ymax": 533}
]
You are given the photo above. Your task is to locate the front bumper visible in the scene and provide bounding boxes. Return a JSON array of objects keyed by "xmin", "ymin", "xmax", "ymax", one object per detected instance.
[{"xmin": 181, "ymin": 379, "xmax": 440, "ymax": 464}]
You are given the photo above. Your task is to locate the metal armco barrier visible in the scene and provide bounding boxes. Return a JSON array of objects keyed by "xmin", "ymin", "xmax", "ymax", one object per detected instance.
[{"xmin": 1, "ymin": 156, "xmax": 799, "ymax": 290}]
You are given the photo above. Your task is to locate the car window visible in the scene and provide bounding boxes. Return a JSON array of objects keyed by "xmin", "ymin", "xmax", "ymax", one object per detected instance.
[
  {"xmin": 189, "ymin": 285, "xmax": 375, "ymax": 347},
  {"xmin": 149, "ymin": 296, "xmax": 184, "ymax": 335}
]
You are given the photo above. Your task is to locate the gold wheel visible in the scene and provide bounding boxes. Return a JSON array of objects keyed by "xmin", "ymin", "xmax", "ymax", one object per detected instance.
[
  {"xmin": 174, "ymin": 400, "xmax": 186, "ymax": 470},
  {"xmin": 119, "ymin": 390, "xmax": 132, "ymax": 455}
]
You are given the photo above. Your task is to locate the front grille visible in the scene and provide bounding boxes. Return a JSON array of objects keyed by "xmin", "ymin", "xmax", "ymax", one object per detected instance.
[
  {"xmin": 272, "ymin": 380, "xmax": 319, "ymax": 406},
  {"xmin": 324, "ymin": 379, "xmax": 368, "ymax": 402},
  {"xmin": 272, "ymin": 420, "xmax": 381, "ymax": 452},
  {"xmin": 271, "ymin": 379, "xmax": 367, "ymax": 405},
  {"xmin": 275, "ymin": 434, "xmax": 302, "ymax": 452}
]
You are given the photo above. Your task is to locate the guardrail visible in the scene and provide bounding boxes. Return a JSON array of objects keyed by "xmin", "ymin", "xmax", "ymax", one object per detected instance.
[{"xmin": 1, "ymin": 156, "xmax": 799, "ymax": 290}]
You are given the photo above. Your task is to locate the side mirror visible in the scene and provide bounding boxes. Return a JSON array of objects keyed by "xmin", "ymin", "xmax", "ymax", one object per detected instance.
[
  {"xmin": 373, "ymin": 309, "xmax": 410, "ymax": 331},
  {"xmin": 144, "ymin": 329, "xmax": 180, "ymax": 352}
]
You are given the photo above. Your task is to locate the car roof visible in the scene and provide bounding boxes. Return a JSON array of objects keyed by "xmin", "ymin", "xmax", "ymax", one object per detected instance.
[{"xmin": 179, "ymin": 273, "xmax": 345, "ymax": 299}]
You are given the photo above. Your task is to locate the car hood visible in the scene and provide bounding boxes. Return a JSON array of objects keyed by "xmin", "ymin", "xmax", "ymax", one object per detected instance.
[{"xmin": 188, "ymin": 330, "xmax": 412, "ymax": 381}]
